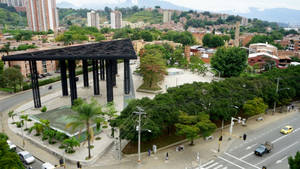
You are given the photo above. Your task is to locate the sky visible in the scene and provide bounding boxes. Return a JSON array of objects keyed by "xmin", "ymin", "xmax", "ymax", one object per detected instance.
[{"xmin": 56, "ymin": 0, "xmax": 300, "ymax": 13}]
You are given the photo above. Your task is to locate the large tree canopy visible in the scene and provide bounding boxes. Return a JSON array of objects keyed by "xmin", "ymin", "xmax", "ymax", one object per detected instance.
[{"xmin": 211, "ymin": 47, "xmax": 248, "ymax": 77}]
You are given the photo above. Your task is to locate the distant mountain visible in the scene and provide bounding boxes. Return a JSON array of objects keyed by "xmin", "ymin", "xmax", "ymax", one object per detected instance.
[
  {"xmin": 57, "ymin": 0, "xmax": 190, "ymax": 11},
  {"xmin": 227, "ymin": 8, "xmax": 300, "ymax": 25}
]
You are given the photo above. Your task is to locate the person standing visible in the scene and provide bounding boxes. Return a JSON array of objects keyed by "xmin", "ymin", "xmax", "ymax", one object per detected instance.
[{"xmin": 166, "ymin": 152, "xmax": 169, "ymax": 160}]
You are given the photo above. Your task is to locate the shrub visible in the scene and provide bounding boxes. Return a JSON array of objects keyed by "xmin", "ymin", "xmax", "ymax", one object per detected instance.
[{"xmin": 41, "ymin": 106, "xmax": 47, "ymax": 112}]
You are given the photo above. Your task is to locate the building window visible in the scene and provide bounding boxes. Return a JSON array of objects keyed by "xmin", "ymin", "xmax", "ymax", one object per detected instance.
[{"xmin": 42, "ymin": 61, "xmax": 47, "ymax": 73}]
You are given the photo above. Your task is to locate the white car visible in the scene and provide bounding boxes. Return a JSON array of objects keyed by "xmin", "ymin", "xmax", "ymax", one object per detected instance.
[
  {"xmin": 18, "ymin": 151, "xmax": 35, "ymax": 164},
  {"xmin": 7, "ymin": 140, "xmax": 16, "ymax": 151},
  {"xmin": 41, "ymin": 162, "xmax": 55, "ymax": 169}
]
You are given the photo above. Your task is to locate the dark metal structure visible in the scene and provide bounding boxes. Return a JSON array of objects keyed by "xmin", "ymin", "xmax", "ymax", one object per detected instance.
[{"xmin": 2, "ymin": 39, "xmax": 137, "ymax": 108}]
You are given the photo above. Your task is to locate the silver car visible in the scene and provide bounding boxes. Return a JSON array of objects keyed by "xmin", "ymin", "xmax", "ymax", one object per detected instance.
[{"xmin": 18, "ymin": 151, "xmax": 35, "ymax": 164}]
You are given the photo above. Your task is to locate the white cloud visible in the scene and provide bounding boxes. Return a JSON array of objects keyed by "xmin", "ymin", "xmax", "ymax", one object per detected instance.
[{"xmin": 57, "ymin": 0, "xmax": 300, "ymax": 12}]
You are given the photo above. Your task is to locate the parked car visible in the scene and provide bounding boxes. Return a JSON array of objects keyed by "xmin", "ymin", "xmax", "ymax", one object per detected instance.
[
  {"xmin": 280, "ymin": 125, "xmax": 293, "ymax": 134},
  {"xmin": 254, "ymin": 141, "xmax": 273, "ymax": 156},
  {"xmin": 18, "ymin": 151, "xmax": 35, "ymax": 164},
  {"xmin": 41, "ymin": 162, "xmax": 55, "ymax": 169},
  {"xmin": 7, "ymin": 140, "xmax": 16, "ymax": 151}
]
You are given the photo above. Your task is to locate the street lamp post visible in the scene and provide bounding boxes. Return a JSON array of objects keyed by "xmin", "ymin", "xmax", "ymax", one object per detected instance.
[
  {"xmin": 133, "ymin": 107, "xmax": 146, "ymax": 163},
  {"xmin": 229, "ymin": 116, "xmax": 245, "ymax": 140},
  {"xmin": 273, "ymin": 78, "xmax": 290, "ymax": 114}
]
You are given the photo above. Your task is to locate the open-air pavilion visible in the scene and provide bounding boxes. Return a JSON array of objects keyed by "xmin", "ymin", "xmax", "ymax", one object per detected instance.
[{"xmin": 2, "ymin": 39, "xmax": 137, "ymax": 108}]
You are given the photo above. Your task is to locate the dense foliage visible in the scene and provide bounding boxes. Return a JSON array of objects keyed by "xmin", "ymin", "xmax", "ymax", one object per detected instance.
[
  {"xmin": 211, "ymin": 47, "xmax": 248, "ymax": 77},
  {"xmin": 112, "ymin": 66, "xmax": 300, "ymax": 142},
  {"xmin": 202, "ymin": 34, "xmax": 227, "ymax": 48},
  {"xmin": 0, "ymin": 5, "xmax": 26, "ymax": 27},
  {"xmin": 288, "ymin": 151, "xmax": 300, "ymax": 169},
  {"xmin": 0, "ymin": 133, "xmax": 25, "ymax": 169},
  {"xmin": 161, "ymin": 31, "xmax": 196, "ymax": 46},
  {"xmin": 55, "ymin": 26, "xmax": 105, "ymax": 45}
]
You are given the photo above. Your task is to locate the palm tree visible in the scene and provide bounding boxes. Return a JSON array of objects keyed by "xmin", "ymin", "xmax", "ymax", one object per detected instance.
[
  {"xmin": 63, "ymin": 137, "xmax": 80, "ymax": 153},
  {"xmin": 66, "ymin": 98, "xmax": 106, "ymax": 159},
  {"xmin": 28, "ymin": 122, "xmax": 43, "ymax": 136},
  {"xmin": 105, "ymin": 102, "xmax": 118, "ymax": 138},
  {"xmin": 8, "ymin": 110, "xmax": 16, "ymax": 122},
  {"xmin": 20, "ymin": 115, "xmax": 29, "ymax": 130}
]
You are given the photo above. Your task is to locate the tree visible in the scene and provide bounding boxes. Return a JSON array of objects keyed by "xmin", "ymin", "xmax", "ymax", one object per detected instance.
[
  {"xmin": 2, "ymin": 67, "xmax": 24, "ymax": 92},
  {"xmin": 67, "ymin": 98, "xmax": 106, "ymax": 159},
  {"xmin": 139, "ymin": 49, "xmax": 167, "ymax": 90},
  {"xmin": 211, "ymin": 47, "xmax": 248, "ymax": 77},
  {"xmin": 20, "ymin": 115, "xmax": 29, "ymax": 130},
  {"xmin": 63, "ymin": 137, "xmax": 80, "ymax": 153},
  {"xmin": 105, "ymin": 102, "xmax": 118, "ymax": 137},
  {"xmin": 288, "ymin": 151, "xmax": 300, "ymax": 169},
  {"xmin": 0, "ymin": 135, "xmax": 25, "ymax": 169},
  {"xmin": 202, "ymin": 34, "xmax": 225, "ymax": 48},
  {"xmin": 0, "ymin": 132, "xmax": 8, "ymax": 141},
  {"xmin": 28, "ymin": 122, "xmax": 44, "ymax": 136},
  {"xmin": 175, "ymin": 112, "xmax": 216, "ymax": 145},
  {"xmin": 8, "ymin": 110, "xmax": 16, "ymax": 122},
  {"xmin": 0, "ymin": 42, "xmax": 11, "ymax": 55}
]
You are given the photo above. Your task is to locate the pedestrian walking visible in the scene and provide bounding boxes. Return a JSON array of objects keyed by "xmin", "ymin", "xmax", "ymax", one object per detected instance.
[
  {"xmin": 166, "ymin": 152, "xmax": 169, "ymax": 160},
  {"xmin": 148, "ymin": 149, "xmax": 151, "ymax": 156}
]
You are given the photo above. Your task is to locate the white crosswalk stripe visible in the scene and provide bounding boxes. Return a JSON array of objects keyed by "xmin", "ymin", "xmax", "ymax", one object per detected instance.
[
  {"xmin": 201, "ymin": 160, "xmax": 214, "ymax": 168},
  {"xmin": 213, "ymin": 164, "xmax": 223, "ymax": 169},
  {"xmin": 205, "ymin": 162, "xmax": 218, "ymax": 169}
]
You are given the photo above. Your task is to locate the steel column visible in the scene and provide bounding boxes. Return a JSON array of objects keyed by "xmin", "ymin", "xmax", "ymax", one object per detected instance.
[
  {"xmin": 29, "ymin": 60, "xmax": 41, "ymax": 108},
  {"xmin": 68, "ymin": 60, "xmax": 77, "ymax": 105},
  {"xmin": 106, "ymin": 60, "xmax": 113, "ymax": 102},
  {"xmin": 82, "ymin": 59, "xmax": 89, "ymax": 87},
  {"xmin": 124, "ymin": 59, "xmax": 130, "ymax": 94},
  {"xmin": 112, "ymin": 60, "xmax": 117, "ymax": 87},
  {"xmin": 100, "ymin": 59, "xmax": 105, "ymax": 80},
  {"xmin": 60, "ymin": 60, "xmax": 68, "ymax": 96},
  {"xmin": 92, "ymin": 60, "xmax": 100, "ymax": 95}
]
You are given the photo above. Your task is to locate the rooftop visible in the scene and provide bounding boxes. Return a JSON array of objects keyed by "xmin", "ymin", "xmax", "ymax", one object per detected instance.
[{"xmin": 2, "ymin": 39, "xmax": 137, "ymax": 61}]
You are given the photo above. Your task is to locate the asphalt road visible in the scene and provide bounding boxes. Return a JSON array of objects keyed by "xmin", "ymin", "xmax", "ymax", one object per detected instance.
[
  {"xmin": 198, "ymin": 110, "xmax": 300, "ymax": 169},
  {"xmin": 16, "ymin": 145, "xmax": 44, "ymax": 169}
]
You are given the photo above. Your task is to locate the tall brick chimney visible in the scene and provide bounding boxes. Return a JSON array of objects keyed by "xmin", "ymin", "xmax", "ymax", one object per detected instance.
[{"xmin": 185, "ymin": 46, "xmax": 191, "ymax": 63}]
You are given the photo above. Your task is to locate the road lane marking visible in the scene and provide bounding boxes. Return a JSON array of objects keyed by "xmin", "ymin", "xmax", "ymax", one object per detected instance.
[
  {"xmin": 256, "ymin": 141, "xmax": 299, "ymax": 166},
  {"xmin": 213, "ymin": 164, "xmax": 223, "ymax": 169},
  {"xmin": 240, "ymin": 152, "xmax": 253, "ymax": 160},
  {"xmin": 218, "ymin": 156, "xmax": 245, "ymax": 169},
  {"xmin": 222, "ymin": 167, "xmax": 228, "ymax": 169},
  {"xmin": 246, "ymin": 143, "xmax": 257, "ymax": 150},
  {"xmin": 240, "ymin": 128, "xmax": 300, "ymax": 160},
  {"xmin": 224, "ymin": 152, "xmax": 260, "ymax": 169},
  {"xmin": 206, "ymin": 162, "xmax": 218, "ymax": 169},
  {"xmin": 201, "ymin": 160, "xmax": 214, "ymax": 168},
  {"xmin": 271, "ymin": 128, "xmax": 300, "ymax": 144},
  {"xmin": 276, "ymin": 156, "xmax": 288, "ymax": 164}
]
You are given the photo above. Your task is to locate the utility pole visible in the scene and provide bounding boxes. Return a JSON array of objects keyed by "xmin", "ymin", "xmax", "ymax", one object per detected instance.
[
  {"xmin": 273, "ymin": 78, "xmax": 280, "ymax": 114},
  {"xmin": 133, "ymin": 107, "xmax": 146, "ymax": 163}
]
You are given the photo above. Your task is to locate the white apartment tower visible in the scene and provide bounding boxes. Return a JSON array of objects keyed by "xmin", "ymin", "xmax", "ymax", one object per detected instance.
[
  {"xmin": 26, "ymin": 0, "xmax": 59, "ymax": 32},
  {"xmin": 87, "ymin": 11, "xmax": 100, "ymax": 29},
  {"xmin": 0, "ymin": 0, "xmax": 24, "ymax": 7},
  {"xmin": 110, "ymin": 11, "xmax": 122, "ymax": 29},
  {"xmin": 163, "ymin": 10, "xmax": 172, "ymax": 23}
]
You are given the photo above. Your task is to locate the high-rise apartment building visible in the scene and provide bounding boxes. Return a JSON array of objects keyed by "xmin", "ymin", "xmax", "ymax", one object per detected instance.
[
  {"xmin": 26, "ymin": 0, "xmax": 59, "ymax": 32},
  {"xmin": 163, "ymin": 10, "xmax": 172, "ymax": 23},
  {"xmin": 87, "ymin": 11, "xmax": 100, "ymax": 29},
  {"xmin": 110, "ymin": 11, "xmax": 122, "ymax": 29},
  {"xmin": 0, "ymin": 0, "xmax": 24, "ymax": 7}
]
